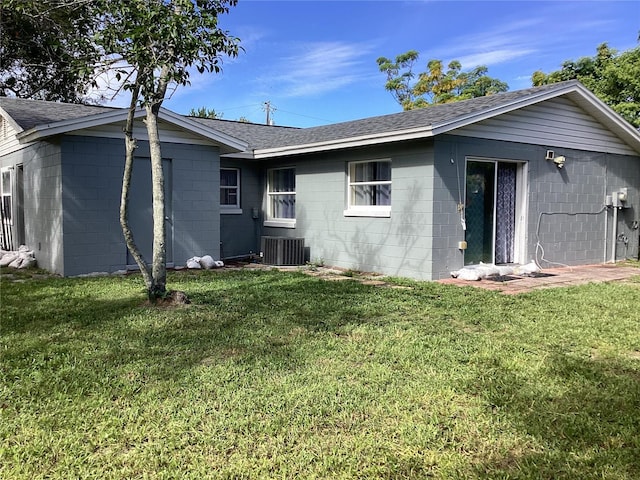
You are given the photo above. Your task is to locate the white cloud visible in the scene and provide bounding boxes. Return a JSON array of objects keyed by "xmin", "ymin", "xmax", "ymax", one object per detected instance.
[
  {"xmin": 455, "ymin": 48, "xmax": 536, "ymax": 69},
  {"xmin": 257, "ymin": 40, "xmax": 376, "ymax": 98},
  {"xmin": 428, "ymin": 17, "xmax": 547, "ymax": 69}
]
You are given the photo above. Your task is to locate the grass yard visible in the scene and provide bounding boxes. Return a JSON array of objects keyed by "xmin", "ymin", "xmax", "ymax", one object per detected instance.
[{"xmin": 1, "ymin": 267, "xmax": 640, "ymax": 479}]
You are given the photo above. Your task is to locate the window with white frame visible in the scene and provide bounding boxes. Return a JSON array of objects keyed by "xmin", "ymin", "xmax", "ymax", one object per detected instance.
[
  {"xmin": 220, "ymin": 168, "xmax": 241, "ymax": 213},
  {"xmin": 344, "ymin": 160, "xmax": 391, "ymax": 217},
  {"xmin": 266, "ymin": 167, "xmax": 295, "ymax": 227},
  {"xmin": 1, "ymin": 168, "xmax": 12, "ymax": 224}
]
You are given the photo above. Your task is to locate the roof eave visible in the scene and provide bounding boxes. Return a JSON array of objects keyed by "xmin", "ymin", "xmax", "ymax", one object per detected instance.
[
  {"xmin": 16, "ymin": 108, "xmax": 137, "ymax": 143},
  {"xmin": 0, "ymin": 106, "xmax": 25, "ymax": 134},
  {"xmin": 257, "ymin": 82, "xmax": 640, "ymax": 158},
  {"xmin": 15, "ymin": 106, "xmax": 249, "ymax": 153},
  {"xmin": 432, "ymin": 82, "xmax": 640, "ymax": 153},
  {"xmin": 156, "ymin": 109, "xmax": 249, "ymax": 153},
  {"xmin": 254, "ymin": 125, "xmax": 435, "ymax": 159}
]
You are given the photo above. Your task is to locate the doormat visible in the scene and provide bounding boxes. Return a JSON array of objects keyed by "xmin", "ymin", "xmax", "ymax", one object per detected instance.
[
  {"xmin": 486, "ymin": 272, "xmax": 557, "ymax": 282},
  {"xmin": 486, "ymin": 275, "xmax": 520, "ymax": 282}
]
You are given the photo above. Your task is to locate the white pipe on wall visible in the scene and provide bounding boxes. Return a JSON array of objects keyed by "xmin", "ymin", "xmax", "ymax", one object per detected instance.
[
  {"xmin": 604, "ymin": 206, "xmax": 608, "ymax": 263},
  {"xmin": 611, "ymin": 206, "xmax": 618, "ymax": 263}
]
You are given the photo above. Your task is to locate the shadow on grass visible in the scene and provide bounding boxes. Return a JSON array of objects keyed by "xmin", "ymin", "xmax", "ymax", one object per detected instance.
[
  {"xmin": 123, "ymin": 269, "xmax": 387, "ymax": 372},
  {"xmin": 1, "ymin": 276, "xmax": 145, "ymax": 335},
  {"xmin": 469, "ymin": 352, "xmax": 640, "ymax": 478},
  {"xmin": 5, "ymin": 268, "xmax": 640, "ymax": 477},
  {"xmin": 4, "ymin": 269, "xmax": 397, "ymax": 399}
]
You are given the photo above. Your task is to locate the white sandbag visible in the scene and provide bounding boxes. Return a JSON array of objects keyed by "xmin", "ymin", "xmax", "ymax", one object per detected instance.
[
  {"xmin": 8, "ymin": 257, "xmax": 23, "ymax": 268},
  {"xmin": 515, "ymin": 261, "xmax": 540, "ymax": 275},
  {"xmin": 495, "ymin": 265, "xmax": 515, "ymax": 276},
  {"xmin": 186, "ymin": 257, "xmax": 201, "ymax": 269},
  {"xmin": 0, "ymin": 253, "xmax": 18, "ymax": 267},
  {"xmin": 199, "ymin": 255, "xmax": 215, "ymax": 269},
  {"xmin": 457, "ymin": 268, "xmax": 481, "ymax": 281},
  {"xmin": 476, "ymin": 262, "xmax": 500, "ymax": 277},
  {"xmin": 18, "ymin": 257, "xmax": 37, "ymax": 269}
]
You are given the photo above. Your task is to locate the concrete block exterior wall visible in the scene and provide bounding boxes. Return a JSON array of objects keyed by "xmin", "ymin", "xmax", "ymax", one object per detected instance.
[
  {"xmin": 261, "ymin": 141, "xmax": 437, "ymax": 280},
  {"xmin": 2, "ymin": 142, "xmax": 64, "ymax": 273},
  {"xmin": 60, "ymin": 136, "xmax": 221, "ymax": 276},
  {"xmin": 433, "ymin": 135, "xmax": 640, "ymax": 279},
  {"xmin": 220, "ymin": 159, "xmax": 263, "ymax": 258},
  {"xmin": 169, "ymin": 142, "xmax": 221, "ymax": 265}
]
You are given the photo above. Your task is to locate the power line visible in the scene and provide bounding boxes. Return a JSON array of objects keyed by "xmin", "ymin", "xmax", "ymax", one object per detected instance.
[
  {"xmin": 262, "ymin": 101, "xmax": 276, "ymax": 125},
  {"xmin": 274, "ymin": 108, "xmax": 335, "ymax": 124}
]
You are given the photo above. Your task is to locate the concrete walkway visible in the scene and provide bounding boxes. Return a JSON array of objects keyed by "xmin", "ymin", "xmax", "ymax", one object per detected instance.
[{"xmin": 438, "ymin": 263, "xmax": 640, "ymax": 294}]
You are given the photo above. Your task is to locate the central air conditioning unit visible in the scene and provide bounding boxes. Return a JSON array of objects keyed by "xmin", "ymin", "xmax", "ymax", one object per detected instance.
[{"xmin": 261, "ymin": 236, "xmax": 305, "ymax": 266}]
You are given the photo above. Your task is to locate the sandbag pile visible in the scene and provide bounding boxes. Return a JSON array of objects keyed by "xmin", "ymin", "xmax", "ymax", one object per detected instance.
[
  {"xmin": 451, "ymin": 261, "xmax": 540, "ymax": 281},
  {"xmin": 0, "ymin": 245, "xmax": 37, "ymax": 269},
  {"xmin": 185, "ymin": 255, "xmax": 224, "ymax": 270}
]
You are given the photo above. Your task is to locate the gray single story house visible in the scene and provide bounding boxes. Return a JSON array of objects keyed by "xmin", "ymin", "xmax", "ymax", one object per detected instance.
[{"xmin": 1, "ymin": 80, "xmax": 639, "ymax": 280}]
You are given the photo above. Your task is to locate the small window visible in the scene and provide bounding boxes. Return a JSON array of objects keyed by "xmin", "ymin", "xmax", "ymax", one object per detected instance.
[
  {"xmin": 345, "ymin": 160, "xmax": 391, "ymax": 217},
  {"xmin": 266, "ymin": 167, "xmax": 295, "ymax": 227},
  {"xmin": 1, "ymin": 169, "xmax": 12, "ymax": 224},
  {"xmin": 220, "ymin": 168, "xmax": 241, "ymax": 213}
]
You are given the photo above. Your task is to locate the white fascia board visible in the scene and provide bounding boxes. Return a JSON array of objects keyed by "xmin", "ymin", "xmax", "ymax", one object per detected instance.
[
  {"xmin": 253, "ymin": 125, "xmax": 434, "ymax": 159},
  {"xmin": 157, "ymin": 108, "xmax": 249, "ymax": 153},
  {"xmin": 0, "ymin": 106, "xmax": 24, "ymax": 133},
  {"xmin": 221, "ymin": 151, "xmax": 256, "ymax": 159},
  {"xmin": 566, "ymin": 88, "xmax": 640, "ymax": 153},
  {"xmin": 254, "ymin": 83, "xmax": 635, "ymax": 159},
  {"xmin": 430, "ymin": 85, "xmax": 582, "ymax": 135},
  {"xmin": 17, "ymin": 108, "xmax": 139, "ymax": 143},
  {"xmin": 16, "ymin": 106, "xmax": 249, "ymax": 153},
  {"xmin": 432, "ymin": 83, "xmax": 640, "ymax": 153}
]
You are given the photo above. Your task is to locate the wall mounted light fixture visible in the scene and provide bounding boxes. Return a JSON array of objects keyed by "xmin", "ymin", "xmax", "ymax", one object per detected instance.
[
  {"xmin": 552, "ymin": 155, "xmax": 566, "ymax": 168},
  {"xmin": 545, "ymin": 150, "xmax": 566, "ymax": 168}
]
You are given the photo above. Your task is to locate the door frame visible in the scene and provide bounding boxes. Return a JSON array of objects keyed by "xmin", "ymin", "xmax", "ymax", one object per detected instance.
[
  {"xmin": 125, "ymin": 157, "xmax": 174, "ymax": 270},
  {"xmin": 464, "ymin": 156, "xmax": 528, "ymax": 265}
]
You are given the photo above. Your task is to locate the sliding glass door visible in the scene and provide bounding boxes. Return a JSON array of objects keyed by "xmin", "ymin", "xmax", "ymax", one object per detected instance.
[{"xmin": 465, "ymin": 159, "xmax": 521, "ymax": 265}]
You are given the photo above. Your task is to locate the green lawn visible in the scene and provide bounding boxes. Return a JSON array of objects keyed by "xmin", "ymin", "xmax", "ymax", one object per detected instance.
[{"xmin": 1, "ymin": 267, "xmax": 639, "ymax": 479}]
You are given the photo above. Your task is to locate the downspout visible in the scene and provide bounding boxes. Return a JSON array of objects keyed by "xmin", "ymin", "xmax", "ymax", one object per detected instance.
[
  {"xmin": 603, "ymin": 205, "xmax": 608, "ymax": 263},
  {"xmin": 611, "ymin": 204, "xmax": 618, "ymax": 263},
  {"xmin": 603, "ymin": 157, "xmax": 608, "ymax": 263}
]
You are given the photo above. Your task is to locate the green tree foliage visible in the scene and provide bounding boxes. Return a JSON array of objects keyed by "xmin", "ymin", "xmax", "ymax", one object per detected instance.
[
  {"xmin": 377, "ymin": 50, "xmax": 508, "ymax": 110},
  {"xmin": 532, "ymin": 42, "xmax": 640, "ymax": 127},
  {"xmin": 189, "ymin": 107, "xmax": 223, "ymax": 119},
  {"xmin": 0, "ymin": 0, "xmax": 98, "ymax": 102},
  {"xmin": 94, "ymin": 0, "xmax": 240, "ymax": 300}
]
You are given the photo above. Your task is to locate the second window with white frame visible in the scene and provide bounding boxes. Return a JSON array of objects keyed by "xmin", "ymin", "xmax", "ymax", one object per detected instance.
[
  {"xmin": 266, "ymin": 167, "xmax": 296, "ymax": 225},
  {"xmin": 345, "ymin": 159, "xmax": 391, "ymax": 216}
]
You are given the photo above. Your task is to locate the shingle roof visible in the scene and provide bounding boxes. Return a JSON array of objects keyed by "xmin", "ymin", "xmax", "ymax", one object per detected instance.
[
  {"xmin": 191, "ymin": 81, "xmax": 585, "ymax": 151},
  {"xmin": 3, "ymin": 80, "xmax": 631, "ymax": 154},
  {"xmin": 0, "ymin": 97, "xmax": 116, "ymax": 132},
  {"xmin": 189, "ymin": 117, "xmax": 299, "ymax": 151}
]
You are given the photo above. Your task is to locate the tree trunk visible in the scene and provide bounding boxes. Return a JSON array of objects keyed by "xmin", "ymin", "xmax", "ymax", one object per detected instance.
[
  {"xmin": 145, "ymin": 102, "xmax": 167, "ymax": 299},
  {"xmin": 120, "ymin": 88, "xmax": 154, "ymax": 292}
]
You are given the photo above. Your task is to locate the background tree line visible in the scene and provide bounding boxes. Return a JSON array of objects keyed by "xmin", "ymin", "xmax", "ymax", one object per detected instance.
[
  {"xmin": 2, "ymin": 3, "xmax": 637, "ymax": 127},
  {"xmin": 377, "ymin": 41, "xmax": 639, "ymax": 127}
]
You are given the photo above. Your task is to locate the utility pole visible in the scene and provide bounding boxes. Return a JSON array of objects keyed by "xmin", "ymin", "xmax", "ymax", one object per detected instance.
[{"xmin": 263, "ymin": 101, "xmax": 276, "ymax": 125}]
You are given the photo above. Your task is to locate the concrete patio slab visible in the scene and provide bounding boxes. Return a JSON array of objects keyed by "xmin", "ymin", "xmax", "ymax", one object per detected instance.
[{"xmin": 438, "ymin": 263, "xmax": 640, "ymax": 294}]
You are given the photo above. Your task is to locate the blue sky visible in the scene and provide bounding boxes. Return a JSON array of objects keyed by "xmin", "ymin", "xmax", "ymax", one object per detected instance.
[{"xmin": 155, "ymin": 0, "xmax": 639, "ymax": 127}]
